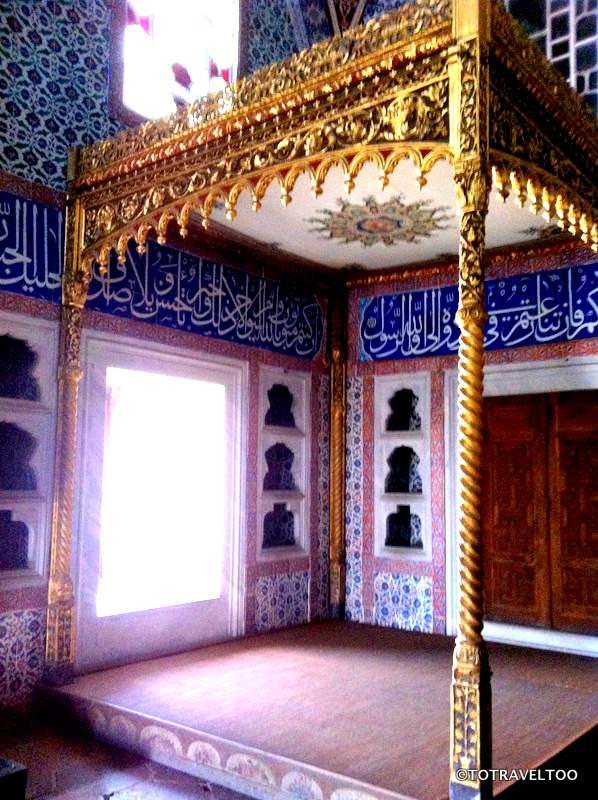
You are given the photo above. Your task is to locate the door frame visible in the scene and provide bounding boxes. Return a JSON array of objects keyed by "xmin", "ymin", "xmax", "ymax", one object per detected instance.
[
  {"xmin": 445, "ymin": 354, "xmax": 598, "ymax": 657},
  {"xmin": 73, "ymin": 327, "xmax": 247, "ymax": 671}
]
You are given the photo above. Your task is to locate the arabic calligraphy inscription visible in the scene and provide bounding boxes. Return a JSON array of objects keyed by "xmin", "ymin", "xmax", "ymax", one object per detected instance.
[{"xmin": 360, "ymin": 263, "xmax": 598, "ymax": 361}]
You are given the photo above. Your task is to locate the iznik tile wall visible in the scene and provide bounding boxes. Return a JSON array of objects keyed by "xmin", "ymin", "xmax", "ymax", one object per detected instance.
[
  {"xmin": 0, "ymin": 0, "xmax": 122, "ymax": 190},
  {"xmin": 297, "ymin": 0, "xmax": 332, "ymax": 46},
  {"xmin": 246, "ymin": 0, "xmax": 299, "ymax": 71},
  {"xmin": 347, "ymin": 241, "xmax": 598, "ymax": 639},
  {"xmin": 255, "ymin": 571, "xmax": 310, "ymax": 631},
  {"xmin": 246, "ymin": 1, "xmax": 331, "ymax": 72},
  {"xmin": 374, "ymin": 572, "xmax": 433, "ymax": 632},
  {"xmin": 0, "ymin": 189, "xmax": 329, "ymax": 702},
  {"xmin": 0, "ymin": 608, "xmax": 45, "ymax": 706}
]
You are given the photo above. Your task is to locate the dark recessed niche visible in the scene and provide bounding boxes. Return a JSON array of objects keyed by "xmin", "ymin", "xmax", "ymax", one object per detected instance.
[
  {"xmin": 0, "ymin": 335, "xmax": 41, "ymax": 401},
  {"xmin": 385, "ymin": 505, "xmax": 423, "ymax": 549},
  {"xmin": 384, "ymin": 446, "xmax": 422, "ymax": 494},
  {"xmin": 263, "ymin": 502, "xmax": 295, "ymax": 548},
  {"xmin": 263, "ymin": 442, "xmax": 297, "ymax": 491},
  {"xmin": 0, "ymin": 422, "xmax": 38, "ymax": 491},
  {"xmin": 0, "ymin": 510, "xmax": 29, "ymax": 569},
  {"xmin": 386, "ymin": 388, "xmax": 421, "ymax": 432},
  {"xmin": 264, "ymin": 383, "xmax": 296, "ymax": 428}
]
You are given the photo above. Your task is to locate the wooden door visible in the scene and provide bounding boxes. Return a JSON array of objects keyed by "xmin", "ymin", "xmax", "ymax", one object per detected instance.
[
  {"xmin": 549, "ymin": 391, "xmax": 598, "ymax": 634},
  {"xmin": 482, "ymin": 395, "xmax": 551, "ymax": 627}
]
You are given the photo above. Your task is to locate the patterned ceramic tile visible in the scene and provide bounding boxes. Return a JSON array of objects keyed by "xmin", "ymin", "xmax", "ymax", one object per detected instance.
[
  {"xmin": 0, "ymin": 0, "xmax": 122, "ymax": 190},
  {"xmin": 246, "ymin": 0, "xmax": 299, "ymax": 71},
  {"xmin": 345, "ymin": 377, "xmax": 365, "ymax": 622},
  {"xmin": 255, "ymin": 571, "xmax": 310, "ymax": 631},
  {"xmin": 373, "ymin": 572, "xmax": 433, "ymax": 632},
  {"xmin": 285, "ymin": 0, "xmax": 311, "ymax": 51},
  {"xmin": 246, "ymin": 0, "xmax": 331, "ymax": 73},
  {"xmin": 0, "ymin": 607, "xmax": 45, "ymax": 706},
  {"xmin": 298, "ymin": 0, "xmax": 332, "ymax": 44}
]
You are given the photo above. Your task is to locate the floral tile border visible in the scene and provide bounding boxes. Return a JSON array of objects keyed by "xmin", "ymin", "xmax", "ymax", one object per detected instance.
[
  {"xmin": 47, "ymin": 692, "xmax": 416, "ymax": 800},
  {"xmin": 345, "ymin": 377, "xmax": 364, "ymax": 622},
  {"xmin": 313, "ymin": 374, "xmax": 331, "ymax": 620}
]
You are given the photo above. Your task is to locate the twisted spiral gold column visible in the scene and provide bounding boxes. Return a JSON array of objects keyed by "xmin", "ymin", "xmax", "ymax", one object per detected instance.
[
  {"xmin": 44, "ymin": 198, "xmax": 90, "ymax": 685},
  {"xmin": 448, "ymin": 4, "xmax": 492, "ymax": 793},
  {"xmin": 329, "ymin": 291, "xmax": 347, "ymax": 618},
  {"xmin": 455, "ymin": 306, "xmax": 485, "ymax": 646},
  {"xmin": 449, "ymin": 162, "xmax": 492, "ymax": 800}
]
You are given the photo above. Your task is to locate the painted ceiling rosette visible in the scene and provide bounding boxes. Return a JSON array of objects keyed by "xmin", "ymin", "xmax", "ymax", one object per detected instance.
[{"xmin": 307, "ymin": 193, "xmax": 451, "ymax": 246}]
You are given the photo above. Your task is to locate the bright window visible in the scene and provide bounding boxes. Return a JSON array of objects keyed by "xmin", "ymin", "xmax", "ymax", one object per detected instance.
[
  {"xmin": 96, "ymin": 366, "xmax": 226, "ymax": 617},
  {"xmin": 122, "ymin": 0, "xmax": 239, "ymax": 119}
]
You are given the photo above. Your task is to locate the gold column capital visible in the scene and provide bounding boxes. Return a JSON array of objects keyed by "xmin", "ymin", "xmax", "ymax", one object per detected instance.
[{"xmin": 454, "ymin": 162, "xmax": 490, "ymax": 316}]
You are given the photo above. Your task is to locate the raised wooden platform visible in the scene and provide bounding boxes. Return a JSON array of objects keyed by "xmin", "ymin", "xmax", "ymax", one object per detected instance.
[{"xmin": 44, "ymin": 622, "xmax": 598, "ymax": 800}]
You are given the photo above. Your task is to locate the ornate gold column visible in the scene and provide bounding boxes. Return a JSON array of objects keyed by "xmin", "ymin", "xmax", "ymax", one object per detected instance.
[
  {"xmin": 328, "ymin": 290, "xmax": 347, "ymax": 618},
  {"xmin": 450, "ymin": 163, "xmax": 492, "ymax": 800},
  {"xmin": 449, "ymin": 2, "xmax": 492, "ymax": 797},
  {"xmin": 44, "ymin": 196, "xmax": 90, "ymax": 685}
]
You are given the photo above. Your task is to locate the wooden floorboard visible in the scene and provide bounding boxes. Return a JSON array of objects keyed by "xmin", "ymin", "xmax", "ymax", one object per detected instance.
[{"xmin": 53, "ymin": 622, "xmax": 598, "ymax": 800}]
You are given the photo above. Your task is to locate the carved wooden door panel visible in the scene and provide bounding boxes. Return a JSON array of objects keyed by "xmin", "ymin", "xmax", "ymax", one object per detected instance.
[
  {"xmin": 482, "ymin": 395, "xmax": 551, "ymax": 627},
  {"xmin": 549, "ymin": 391, "xmax": 598, "ymax": 634}
]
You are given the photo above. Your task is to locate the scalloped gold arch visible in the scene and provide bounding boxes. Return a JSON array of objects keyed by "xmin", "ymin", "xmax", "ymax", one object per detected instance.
[{"xmin": 83, "ymin": 142, "xmax": 453, "ymax": 271}]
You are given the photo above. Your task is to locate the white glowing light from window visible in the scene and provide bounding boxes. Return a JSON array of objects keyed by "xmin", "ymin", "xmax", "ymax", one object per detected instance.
[
  {"xmin": 96, "ymin": 367, "xmax": 226, "ymax": 617},
  {"xmin": 123, "ymin": 25, "xmax": 176, "ymax": 119},
  {"xmin": 123, "ymin": 0, "xmax": 238, "ymax": 119}
]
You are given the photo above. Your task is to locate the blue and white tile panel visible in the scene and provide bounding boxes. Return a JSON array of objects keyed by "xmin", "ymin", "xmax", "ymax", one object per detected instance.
[{"xmin": 373, "ymin": 573, "xmax": 433, "ymax": 633}]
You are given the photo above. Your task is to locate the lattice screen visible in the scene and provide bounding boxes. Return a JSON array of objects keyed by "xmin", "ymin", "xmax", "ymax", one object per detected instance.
[{"xmin": 506, "ymin": 0, "xmax": 598, "ymax": 114}]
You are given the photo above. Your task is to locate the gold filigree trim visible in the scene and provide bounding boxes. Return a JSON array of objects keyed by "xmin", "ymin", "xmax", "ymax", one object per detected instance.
[
  {"xmin": 491, "ymin": 155, "xmax": 598, "ymax": 253},
  {"xmin": 83, "ymin": 144, "xmax": 451, "ymax": 267}
]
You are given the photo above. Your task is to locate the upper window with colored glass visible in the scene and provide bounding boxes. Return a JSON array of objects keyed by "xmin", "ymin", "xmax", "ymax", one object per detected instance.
[{"xmin": 119, "ymin": 0, "xmax": 239, "ymax": 120}]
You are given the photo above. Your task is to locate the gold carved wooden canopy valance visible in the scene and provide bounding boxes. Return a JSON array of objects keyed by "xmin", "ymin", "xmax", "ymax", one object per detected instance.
[{"xmin": 67, "ymin": 0, "xmax": 598, "ymax": 282}]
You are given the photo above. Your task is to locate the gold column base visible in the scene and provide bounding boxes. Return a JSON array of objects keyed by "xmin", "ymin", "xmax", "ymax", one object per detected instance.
[
  {"xmin": 450, "ymin": 640, "xmax": 492, "ymax": 797},
  {"xmin": 43, "ymin": 602, "xmax": 75, "ymax": 686}
]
